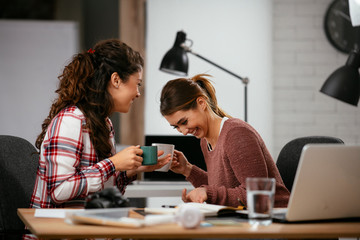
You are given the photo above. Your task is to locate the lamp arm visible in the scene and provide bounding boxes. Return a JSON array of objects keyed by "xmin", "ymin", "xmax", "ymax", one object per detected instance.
[
  {"xmin": 182, "ymin": 44, "xmax": 248, "ymax": 122},
  {"xmin": 184, "ymin": 47, "xmax": 249, "ymax": 85}
]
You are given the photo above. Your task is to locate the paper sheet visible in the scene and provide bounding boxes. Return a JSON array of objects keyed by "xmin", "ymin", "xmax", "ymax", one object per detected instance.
[{"xmin": 34, "ymin": 209, "xmax": 84, "ymax": 218}]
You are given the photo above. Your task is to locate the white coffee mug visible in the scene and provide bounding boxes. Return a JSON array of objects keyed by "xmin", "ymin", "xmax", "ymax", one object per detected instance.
[{"xmin": 152, "ymin": 143, "xmax": 174, "ymax": 172}]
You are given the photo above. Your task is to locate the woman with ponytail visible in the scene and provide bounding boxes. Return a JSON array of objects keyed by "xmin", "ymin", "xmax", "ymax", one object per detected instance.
[
  {"xmin": 160, "ymin": 74, "xmax": 289, "ymax": 208},
  {"xmin": 30, "ymin": 39, "xmax": 170, "ymax": 210}
]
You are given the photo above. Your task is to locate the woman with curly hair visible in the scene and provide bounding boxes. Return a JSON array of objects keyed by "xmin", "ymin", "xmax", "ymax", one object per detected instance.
[
  {"xmin": 30, "ymin": 39, "xmax": 170, "ymax": 210},
  {"xmin": 160, "ymin": 74, "xmax": 289, "ymax": 208}
]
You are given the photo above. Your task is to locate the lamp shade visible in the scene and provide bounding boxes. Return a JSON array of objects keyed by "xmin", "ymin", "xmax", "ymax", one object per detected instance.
[
  {"xmin": 320, "ymin": 50, "xmax": 360, "ymax": 106},
  {"xmin": 160, "ymin": 31, "xmax": 189, "ymax": 76}
]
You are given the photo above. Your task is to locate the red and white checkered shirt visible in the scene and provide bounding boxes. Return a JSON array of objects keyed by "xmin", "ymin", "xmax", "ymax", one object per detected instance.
[{"xmin": 30, "ymin": 106, "xmax": 135, "ymax": 209}]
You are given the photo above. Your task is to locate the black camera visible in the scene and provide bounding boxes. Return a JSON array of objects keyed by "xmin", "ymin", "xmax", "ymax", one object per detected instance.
[{"xmin": 85, "ymin": 187, "xmax": 130, "ymax": 209}]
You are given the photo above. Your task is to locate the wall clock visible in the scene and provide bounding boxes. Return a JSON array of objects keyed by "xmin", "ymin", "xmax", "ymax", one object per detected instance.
[{"xmin": 324, "ymin": 0, "xmax": 360, "ymax": 54}]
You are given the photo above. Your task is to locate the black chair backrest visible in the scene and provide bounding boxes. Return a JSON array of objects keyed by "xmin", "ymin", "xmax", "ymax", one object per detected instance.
[
  {"xmin": 276, "ymin": 136, "xmax": 344, "ymax": 192},
  {"xmin": 0, "ymin": 135, "xmax": 38, "ymax": 239}
]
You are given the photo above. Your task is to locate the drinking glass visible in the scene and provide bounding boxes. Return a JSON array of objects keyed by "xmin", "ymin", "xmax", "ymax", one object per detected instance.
[{"xmin": 246, "ymin": 177, "xmax": 275, "ymax": 226}]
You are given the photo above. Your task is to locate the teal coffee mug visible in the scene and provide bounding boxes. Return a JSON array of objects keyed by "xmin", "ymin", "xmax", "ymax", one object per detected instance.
[{"xmin": 141, "ymin": 146, "xmax": 158, "ymax": 165}]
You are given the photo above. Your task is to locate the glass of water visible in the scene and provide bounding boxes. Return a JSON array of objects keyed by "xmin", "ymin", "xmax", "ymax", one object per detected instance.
[{"xmin": 246, "ymin": 177, "xmax": 275, "ymax": 226}]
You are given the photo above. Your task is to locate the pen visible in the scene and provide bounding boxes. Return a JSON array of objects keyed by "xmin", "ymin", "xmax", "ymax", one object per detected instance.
[
  {"xmin": 161, "ymin": 205, "xmax": 177, "ymax": 208},
  {"xmin": 237, "ymin": 198, "xmax": 247, "ymax": 210}
]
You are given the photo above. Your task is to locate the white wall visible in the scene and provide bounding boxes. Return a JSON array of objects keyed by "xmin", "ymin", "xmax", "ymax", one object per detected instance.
[
  {"xmin": 273, "ymin": 0, "xmax": 360, "ymax": 158},
  {"xmin": 145, "ymin": 0, "xmax": 274, "ymax": 154},
  {"xmin": 0, "ymin": 20, "xmax": 78, "ymax": 146}
]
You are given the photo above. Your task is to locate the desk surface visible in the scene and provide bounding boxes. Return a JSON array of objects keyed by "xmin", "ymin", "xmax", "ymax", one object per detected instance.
[
  {"xmin": 18, "ymin": 208, "xmax": 360, "ymax": 239},
  {"xmin": 124, "ymin": 181, "xmax": 194, "ymax": 198}
]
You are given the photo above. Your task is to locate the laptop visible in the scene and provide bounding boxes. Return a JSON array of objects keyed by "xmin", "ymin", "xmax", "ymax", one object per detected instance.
[{"xmin": 273, "ymin": 144, "xmax": 360, "ymax": 222}]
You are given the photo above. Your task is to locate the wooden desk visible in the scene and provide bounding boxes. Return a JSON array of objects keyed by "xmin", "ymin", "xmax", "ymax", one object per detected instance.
[{"xmin": 18, "ymin": 208, "xmax": 360, "ymax": 239}]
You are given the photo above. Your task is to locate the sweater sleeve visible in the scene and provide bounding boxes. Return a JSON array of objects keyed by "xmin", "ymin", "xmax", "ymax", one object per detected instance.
[
  {"xmin": 186, "ymin": 165, "xmax": 208, "ymax": 187},
  {"xmin": 205, "ymin": 126, "xmax": 270, "ymax": 207}
]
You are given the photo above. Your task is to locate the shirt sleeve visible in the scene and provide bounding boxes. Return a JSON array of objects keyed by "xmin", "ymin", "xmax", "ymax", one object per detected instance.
[
  {"xmin": 115, "ymin": 171, "xmax": 137, "ymax": 195},
  {"xmin": 107, "ymin": 119, "xmax": 136, "ymax": 194},
  {"xmin": 205, "ymin": 126, "xmax": 269, "ymax": 207},
  {"xmin": 43, "ymin": 113, "xmax": 116, "ymax": 204}
]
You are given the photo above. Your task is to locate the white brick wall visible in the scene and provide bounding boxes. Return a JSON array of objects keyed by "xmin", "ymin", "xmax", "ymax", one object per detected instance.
[{"xmin": 273, "ymin": 0, "xmax": 360, "ymax": 159}]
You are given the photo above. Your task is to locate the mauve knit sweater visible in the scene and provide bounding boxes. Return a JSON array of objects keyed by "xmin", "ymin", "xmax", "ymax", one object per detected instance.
[{"xmin": 186, "ymin": 118, "xmax": 290, "ymax": 208}]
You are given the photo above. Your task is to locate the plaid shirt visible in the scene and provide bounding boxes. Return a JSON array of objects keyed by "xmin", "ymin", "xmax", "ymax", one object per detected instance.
[{"xmin": 30, "ymin": 106, "xmax": 135, "ymax": 209}]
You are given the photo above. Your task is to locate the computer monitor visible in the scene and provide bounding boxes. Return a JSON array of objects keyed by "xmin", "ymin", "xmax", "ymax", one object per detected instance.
[{"xmin": 144, "ymin": 135, "xmax": 206, "ymax": 181}]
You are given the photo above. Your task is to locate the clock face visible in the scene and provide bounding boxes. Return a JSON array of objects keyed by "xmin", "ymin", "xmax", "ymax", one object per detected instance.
[{"xmin": 324, "ymin": 0, "xmax": 360, "ymax": 54}]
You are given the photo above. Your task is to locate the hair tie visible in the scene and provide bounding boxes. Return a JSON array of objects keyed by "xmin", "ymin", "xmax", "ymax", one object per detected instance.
[{"xmin": 87, "ymin": 48, "xmax": 95, "ymax": 54}]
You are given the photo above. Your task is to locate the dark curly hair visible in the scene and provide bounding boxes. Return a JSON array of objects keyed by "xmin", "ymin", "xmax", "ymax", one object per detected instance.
[{"xmin": 36, "ymin": 39, "xmax": 144, "ymax": 160}]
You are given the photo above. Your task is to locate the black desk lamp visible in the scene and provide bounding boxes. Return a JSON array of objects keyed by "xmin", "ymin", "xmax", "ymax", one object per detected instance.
[
  {"xmin": 159, "ymin": 31, "xmax": 249, "ymax": 122},
  {"xmin": 320, "ymin": 49, "xmax": 360, "ymax": 106}
]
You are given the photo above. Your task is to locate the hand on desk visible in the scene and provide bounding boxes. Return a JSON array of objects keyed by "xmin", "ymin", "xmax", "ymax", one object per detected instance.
[{"xmin": 182, "ymin": 187, "xmax": 208, "ymax": 203}]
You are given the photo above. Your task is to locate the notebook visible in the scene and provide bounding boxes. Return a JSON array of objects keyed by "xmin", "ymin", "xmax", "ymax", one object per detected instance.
[
  {"xmin": 66, "ymin": 208, "xmax": 144, "ymax": 228},
  {"xmin": 272, "ymin": 144, "xmax": 360, "ymax": 222}
]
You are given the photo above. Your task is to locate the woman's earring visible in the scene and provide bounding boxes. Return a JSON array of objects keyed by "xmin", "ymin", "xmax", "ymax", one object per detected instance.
[{"xmin": 115, "ymin": 85, "xmax": 119, "ymax": 89}]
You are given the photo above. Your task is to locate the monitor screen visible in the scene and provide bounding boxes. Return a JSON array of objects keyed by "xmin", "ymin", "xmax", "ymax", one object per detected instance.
[{"xmin": 144, "ymin": 135, "xmax": 206, "ymax": 181}]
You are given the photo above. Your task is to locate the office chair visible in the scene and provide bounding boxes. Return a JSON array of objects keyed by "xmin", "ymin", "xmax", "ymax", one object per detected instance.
[
  {"xmin": 276, "ymin": 136, "xmax": 344, "ymax": 192},
  {"xmin": 0, "ymin": 135, "xmax": 38, "ymax": 240}
]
